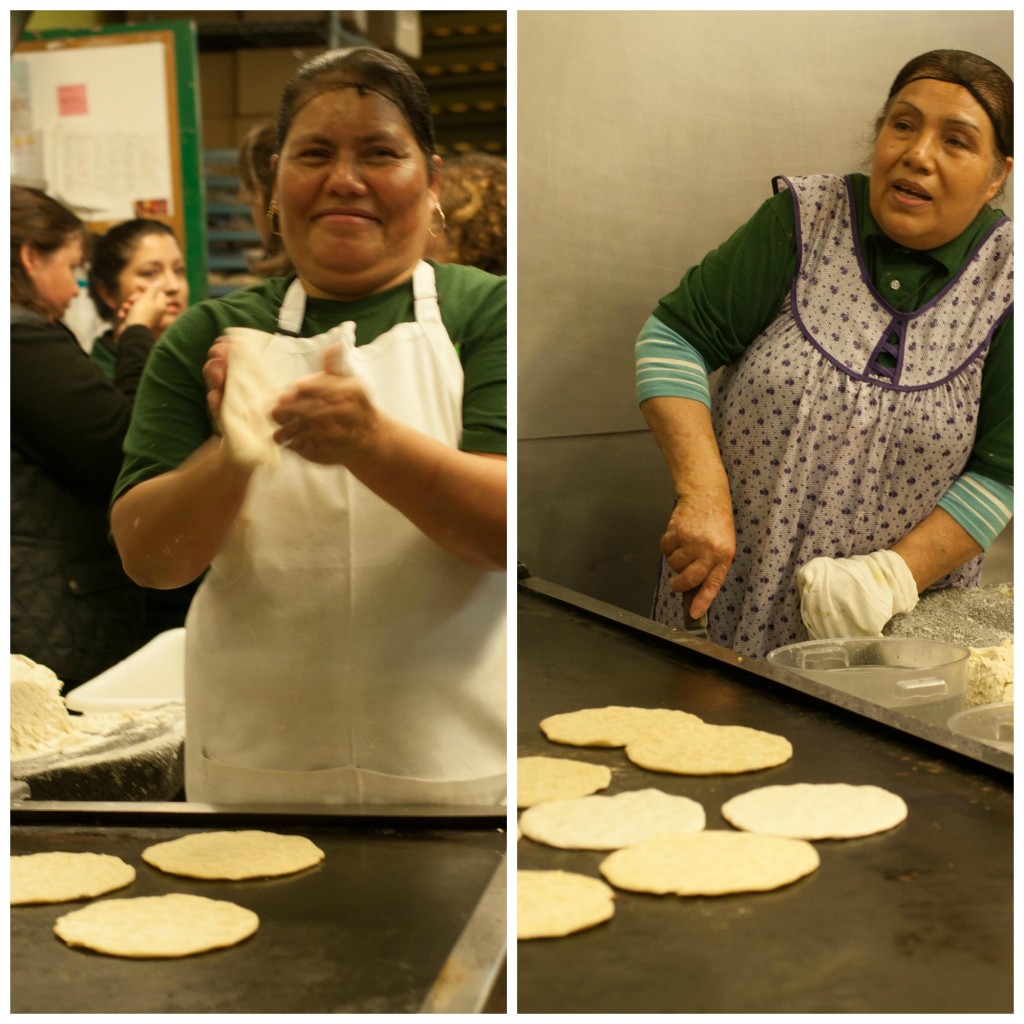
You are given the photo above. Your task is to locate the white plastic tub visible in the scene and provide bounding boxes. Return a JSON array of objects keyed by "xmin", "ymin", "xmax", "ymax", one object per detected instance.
[
  {"xmin": 65, "ymin": 628, "xmax": 185, "ymax": 713},
  {"xmin": 766, "ymin": 636, "xmax": 969, "ymax": 726},
  {"xmin": 947, "ymin": 702, "xmax": 1014, "ymax": 754}
]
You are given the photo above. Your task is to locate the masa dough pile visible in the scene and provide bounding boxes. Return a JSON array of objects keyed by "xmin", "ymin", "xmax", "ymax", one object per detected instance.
[
  {"xmin": 10, "ymin": 655, "xmax": 80, "ymax": 759},
  {"xmin": 10, "ymin": 653, "xmax": 185, "ymax": 801},
  {"xmin": 966, "ymin": 640, "xmax": 1014, "ymax": 708}
]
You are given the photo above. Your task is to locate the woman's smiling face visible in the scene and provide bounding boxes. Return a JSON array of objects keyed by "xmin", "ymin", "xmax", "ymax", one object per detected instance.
[
  {"xmin": 274, "ymin": 88, "xmax": 440, "ymax": 300},
  {"xmin": 870, "ymin": 78, "xmax": 1012, "ymax": 251}
]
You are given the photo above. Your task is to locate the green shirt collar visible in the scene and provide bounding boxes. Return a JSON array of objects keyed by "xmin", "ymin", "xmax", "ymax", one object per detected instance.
[{"xmin": 849, "ymin": 172, "xmax": 1007, "ymax": 275}]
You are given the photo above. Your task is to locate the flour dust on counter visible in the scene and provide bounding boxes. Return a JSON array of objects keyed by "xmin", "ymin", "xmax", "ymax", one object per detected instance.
[{"xmin": 517, "ymin": 869, "xmax": 616, "ymax": 939}]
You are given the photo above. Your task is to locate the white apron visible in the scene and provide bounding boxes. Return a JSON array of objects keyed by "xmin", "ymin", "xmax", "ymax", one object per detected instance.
[{"xmin": 184, "ymin": 262, "xmax": 506, "ymax": 804}]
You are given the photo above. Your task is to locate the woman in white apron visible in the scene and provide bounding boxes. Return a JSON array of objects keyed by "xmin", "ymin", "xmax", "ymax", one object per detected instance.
[{"xmin": 110, "ymin": 48, "xmax": 506, "ymax": 805}]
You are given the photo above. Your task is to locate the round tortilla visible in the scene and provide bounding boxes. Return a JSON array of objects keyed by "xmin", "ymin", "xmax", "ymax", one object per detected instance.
[
  {"xmin": 625, "ymin": 722, "xmax": 792, "ymax": 775},
  {"xmin": 600, "ymin": 831, "xmax": 819, "ymax": 896},
  {"xmin": 721, "ymin": 783, "xmax": 908, "ymax": 839},
  {"xmin": 54, "ymin": 893, "xmax": 259, "ymax": 958},
  {"xmin": 11, "ymin": 852, "xmax": 136, "ymax": 906},
  {"xmin": 540, "ymin": 706, "xmax": 704, "ymax": 747},
  {"xmin": 519, "ymin": 788, "xmax": 706, "ymax": 850},
  {"xmin": 517, "ymin": 755, "xmax": 612, "ymax": 808},
  {"xmin": 517, "ymin": 870, "xmax": 615, "ymax": 939},
  {"xmin": 141, "ymin": 830, "xmax": 325, "ymax": 880}
]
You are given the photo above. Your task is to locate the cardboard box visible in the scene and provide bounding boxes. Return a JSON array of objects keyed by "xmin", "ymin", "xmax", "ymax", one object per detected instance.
[
  {"xmin": 198, "ymin": 51, "xmax": 236, "ymax": 119},
  {"xmin": 236, "ymin": 46, "xmax": 326, "ymax": 116},
  {"xmin": 240, "ymin": 11, "xmax": 326, "ymax": 23},
  {"xmin": 366, "ymin": 11, "xmax": 421, "ymax": 58},
  {"xmin": 125, "ymin": 12, "xmax": 240, "ymax": 25}
]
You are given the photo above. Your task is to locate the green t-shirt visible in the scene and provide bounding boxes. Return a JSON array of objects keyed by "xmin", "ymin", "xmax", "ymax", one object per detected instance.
[
  {"xmin": 653, "ymin": 173, "xmax": 1012, "ymax": 485},
  {"xmin": 114, "ymin": 261, "xmax": 506, "ymax": 500}
]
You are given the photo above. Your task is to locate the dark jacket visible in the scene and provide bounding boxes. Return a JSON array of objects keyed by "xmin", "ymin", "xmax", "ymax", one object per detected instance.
[{"xmin": 10, "ymin": 305, "xmax": 153, "ymax": 688}]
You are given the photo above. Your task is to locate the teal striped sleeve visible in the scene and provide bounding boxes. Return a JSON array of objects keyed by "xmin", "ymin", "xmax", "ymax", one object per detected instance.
[
  {"xmin": 635, "ymin": 314, "xmax": 711, "ymax": 408},
  {"xmin": 937, "ymin": 471, "xmax": 1014, "ymax": 550}
]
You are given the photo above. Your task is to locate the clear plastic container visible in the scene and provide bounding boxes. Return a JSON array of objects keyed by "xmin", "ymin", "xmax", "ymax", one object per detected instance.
[
  {"xmin": 65, "ymin": 628, "xmax": 185, "ymax": 713},
  {"xmin": 947, "ymin": 702, "xmax": 1014, "ymax": 754},
  {"xmin": 766, "ymin": 637, "xmax": 969, "ymax": 725}
]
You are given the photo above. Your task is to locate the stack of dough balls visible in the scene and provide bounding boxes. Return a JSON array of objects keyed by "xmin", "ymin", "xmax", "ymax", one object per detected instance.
[
  {"xmin": 13, "ymin": 830, "xmax": 324, "ymax": 959},
  {"xmin": 518, "ymin": 705, "xmax": 907, "ymax": 940}
]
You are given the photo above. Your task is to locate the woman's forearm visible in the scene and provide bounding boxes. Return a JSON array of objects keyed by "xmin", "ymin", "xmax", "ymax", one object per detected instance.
[
  {"xmin": 345, "ymin": 419, "xmax": 507, "ymax": 571},
  {"xmin": 641, "ymin": 395, "xmax": 735, "ymax": 618},
  {"xmin": 890, "ymin": 506, "xmax": 984, "ymax": 592},
  {"xmin": 111, "ymin": 438, "xmax": 255, "ymax": 589}
]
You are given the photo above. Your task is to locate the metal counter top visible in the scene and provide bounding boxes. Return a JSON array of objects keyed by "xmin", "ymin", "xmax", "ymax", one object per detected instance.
[
  {"xmin": 516, "ymin": 580, "xmax": 1012, "ymax": 1014},
  {"xmin": 11, "ymin": 802, "xmax": 507, "ymax": 1014}
]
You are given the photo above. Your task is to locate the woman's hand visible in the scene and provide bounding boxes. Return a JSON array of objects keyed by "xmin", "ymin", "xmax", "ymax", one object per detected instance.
[
  {"xmin": 660, "ymin": 488, "xmax": 736, "ymax": 621},
  {"xmin": 113, "ymin": 280, "xmax": 168, "ymax": 341},
  {"xmin": 641, "ymin": 395, "xmax": 736, "ymax": 620},
  {"xmin": 270, "ymin": 344, "xmax": 384, "ymax": 465},
  {"xmin": 202, "ymin": 337, "xmax": 231, "ymax": 427}
]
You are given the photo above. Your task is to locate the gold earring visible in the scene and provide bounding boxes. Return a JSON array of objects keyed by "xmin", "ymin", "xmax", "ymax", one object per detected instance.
[
  {"xmin": 266, "ymin": 199, "xmax": 282, "ymax": 237},
  {"xmin": 427, "ymin": 202, "xmax": 447, "ymax": 239}
]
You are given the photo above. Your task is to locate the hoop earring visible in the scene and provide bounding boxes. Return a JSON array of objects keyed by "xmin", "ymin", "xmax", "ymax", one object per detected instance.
[
  {"xmin": 427, "ymin": 202, "xmax": 446, "ymax": 239},
  {"xmin": 266, "ymin": 199, "xmax": 282, "ymax": 238}
]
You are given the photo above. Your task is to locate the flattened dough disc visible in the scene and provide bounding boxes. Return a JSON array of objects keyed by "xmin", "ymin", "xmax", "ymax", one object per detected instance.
[
  {"xmin": 220, "ymin": 327, "xmax": 281, "ymax": 469},
  {"xmin": 626, "ymin": 723, "xmax": 792, "ymax": 775},
  {"xmin": 517, "ymin": 870, "xmax": 615, "ymax": 939},
  {"xmin": 721, "ymin": 783, "xmax": 908, "ymax": 839},
  {"xmin": 11, "ymin": 852, "xmax": 135, "ymax": 905},
  {"xmin": 540, "ymin": 706, "xmax": 703, "ymax": 747},
  {"xmin": 142, "ymin": 830, "xmax": 325, "ymax": 880},
  {"xmin": 519, "ymin": 788, "xmax": 705, "ymax": 850},
  {"xmin": 517, "ymin": 755, "xmax": 611, "ymax": 808},
  {"xmin": 54, "ymin": 893, "xmax": 259, "ymax": 958},
  {"xmin": 600, "ymin": 831, "xmax": 819, "ymax": 896}
]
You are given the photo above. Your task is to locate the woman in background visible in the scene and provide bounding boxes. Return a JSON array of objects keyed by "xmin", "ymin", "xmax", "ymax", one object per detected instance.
[
  {"xmin": 425, "ymin": 151, "xmax": 507, "ymax": 274},
  {"xmin": 88, "ymin": 218, "xmax": 197, "ymax": 635},
  {"xmin": 11, "ymin": 187, "xmax": 150, "ymax": 689},
  {"xmin": 88, "ymin": 218, "xmax": 188, "ymax": 379},
  {"xmin": 237, "ymin": 121, "xmax": 292, "ymax": 276}
]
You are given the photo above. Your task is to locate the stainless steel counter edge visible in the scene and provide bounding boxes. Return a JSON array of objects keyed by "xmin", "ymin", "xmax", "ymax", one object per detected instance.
[
  {"xmin": 11, "ymin": 800, "xmax": 510, "ymax": 825},
  {"xmin": 519, "ymin": 575, "xmax": 1012, "ymax": 774}
]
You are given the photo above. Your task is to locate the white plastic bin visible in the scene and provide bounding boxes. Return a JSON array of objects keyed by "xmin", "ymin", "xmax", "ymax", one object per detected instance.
[{"xmin": 65, "ymin": 628, "xmax": 185, "ymax": 713}]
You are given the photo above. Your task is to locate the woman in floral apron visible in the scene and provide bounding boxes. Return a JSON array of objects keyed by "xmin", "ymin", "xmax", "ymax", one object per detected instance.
[
  {"xmin": 111, "ymin": 48, "xmax": 506, "ymax": 804},
  {"xmin": 637, "ymin": 50, "xmax": 1012, "ymax": 658}
]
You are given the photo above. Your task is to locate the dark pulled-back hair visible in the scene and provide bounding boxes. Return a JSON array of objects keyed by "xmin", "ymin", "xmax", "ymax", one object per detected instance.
[
  {"xmin": 877, "ymin": 49, "xmax": 1013, "ymax": 161},
  {"xmin": 275, "ymin": 47, "xmax": 437, "ymax": 161},
  {"xmin": 87, "ymin": 219, "xmax": 179, "ymax": 320},
  {"xmin": 11, "ymin": 186, "xmax": 86, "ymax": 318}
]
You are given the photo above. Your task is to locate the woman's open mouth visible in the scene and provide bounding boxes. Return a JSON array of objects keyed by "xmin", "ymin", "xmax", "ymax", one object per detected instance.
[{"xmin": 891, "ymin": 180, "xmax": 932, "ymax": 207}]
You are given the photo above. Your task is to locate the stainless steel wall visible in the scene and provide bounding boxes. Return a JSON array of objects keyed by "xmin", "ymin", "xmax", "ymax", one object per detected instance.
[{"xmin": 518, "ymin": 10, "xmax": 1014, "ymax": 615}]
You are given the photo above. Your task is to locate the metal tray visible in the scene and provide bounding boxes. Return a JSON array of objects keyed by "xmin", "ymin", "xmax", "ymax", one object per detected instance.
[{"xmin": 11, "ymin": 802, "xmax": 507, "ymax": 1013}]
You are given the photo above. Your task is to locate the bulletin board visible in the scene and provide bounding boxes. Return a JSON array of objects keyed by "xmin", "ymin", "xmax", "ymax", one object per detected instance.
[{"xmin": 12, "ymin": 20, "xmax": 208, "ymax": 302}]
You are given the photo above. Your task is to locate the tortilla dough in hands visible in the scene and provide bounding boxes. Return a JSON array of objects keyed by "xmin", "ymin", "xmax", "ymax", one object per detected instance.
[
  {"xmin": 220, "ymin": 327, "xmax": 282, "ymax": 470},
  {"xmin": 798, "ymin": 550, "xmax": 919, "ymax": 639}
]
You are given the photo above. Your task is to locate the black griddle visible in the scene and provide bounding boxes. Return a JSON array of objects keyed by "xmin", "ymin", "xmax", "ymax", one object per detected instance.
[
  {"xmin": 12, "ymin": 802, "xmax": 507, "ymax": 1013},
  {"xmin": 517, "ymin": 579, "xmax": 1012, "ymax": 1014}
]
